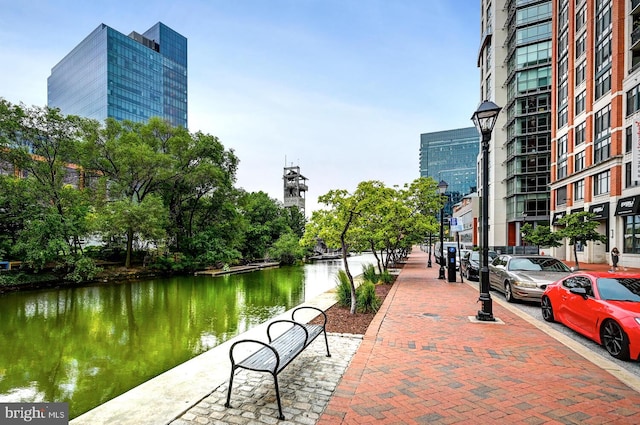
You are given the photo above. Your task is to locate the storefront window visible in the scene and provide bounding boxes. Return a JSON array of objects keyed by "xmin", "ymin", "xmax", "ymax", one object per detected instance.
[{"xmin": 624, "ymin": 215, "xmax": 640, "ymax": 254}]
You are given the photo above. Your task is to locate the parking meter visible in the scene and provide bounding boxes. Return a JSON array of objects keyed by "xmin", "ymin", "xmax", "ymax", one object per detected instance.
[{"xmin": 447, "ymin": 246, "xmax": 457, "ymax": 282}]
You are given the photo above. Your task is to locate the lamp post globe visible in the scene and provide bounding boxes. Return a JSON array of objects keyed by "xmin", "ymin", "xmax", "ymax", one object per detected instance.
[
  {"xmin": 471, "ymin": 100, "xmax": 501, "ymax": 322},
  {"xmin": 437, "ymin": 180, "xmax": 448, "ymax": 280}
]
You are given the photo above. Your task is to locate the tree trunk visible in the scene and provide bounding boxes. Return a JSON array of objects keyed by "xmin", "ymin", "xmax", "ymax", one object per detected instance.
[
  {"xmin": 341, "ymin": 211, "xmax": 356, "ymax": 314},
  {"xmin": 573, "ymin": 242, "xmax": 580, "ymax": 270},
  {"xmin": 125, "ymin": 228, "xmax": 134, "ymax": 268},
  {"xmin": 369, "ymin": 240, "xmax": 382, "ymax": 274}
]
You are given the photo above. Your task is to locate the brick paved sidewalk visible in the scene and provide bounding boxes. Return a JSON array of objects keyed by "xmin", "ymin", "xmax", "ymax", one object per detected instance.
[{"xmin": 318, "ymin": 248, "xmax": 640, "ymax": 425}]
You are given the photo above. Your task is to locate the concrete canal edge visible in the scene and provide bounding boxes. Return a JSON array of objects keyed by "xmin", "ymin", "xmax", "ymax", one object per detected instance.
[{"xmin": 70, "ymin": 290, "xmax": 339, "ymax": 425}]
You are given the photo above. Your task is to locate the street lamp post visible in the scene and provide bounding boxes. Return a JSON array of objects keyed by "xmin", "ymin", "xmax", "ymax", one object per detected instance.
[
  {"xmin": 521, "ymin": 212, "xmax": 528, "ymax": 253},
  {"xmin": 437, "ymin": 180, "xmax": 448, "ymax": 279},
  {"xmin": 472, "ymin": 100, "xmax": 502, "ymax": 322},
  {"xmin": 427, "ymin": 233, "xmax": 432, "ymax": 267}
]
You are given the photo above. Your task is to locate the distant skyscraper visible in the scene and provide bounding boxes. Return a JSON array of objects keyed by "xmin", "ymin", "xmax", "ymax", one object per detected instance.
[
  {"xmin": 48, "ymin": 22, "xmax": 187, "ymax": 127},
  {"xmin": 420, "ymin": 127, "xmax": 480, "ymax": 205}
]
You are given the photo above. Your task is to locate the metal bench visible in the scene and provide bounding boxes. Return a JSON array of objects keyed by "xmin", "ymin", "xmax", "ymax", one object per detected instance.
[{"xmin": 224, "ymin": 305, "xmax": 331, "ymax": 420}]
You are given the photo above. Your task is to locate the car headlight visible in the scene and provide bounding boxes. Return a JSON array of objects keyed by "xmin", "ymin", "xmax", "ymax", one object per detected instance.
[{"xmin": 513, "ymin": 280, "xmax": 537, "ymax": 289}]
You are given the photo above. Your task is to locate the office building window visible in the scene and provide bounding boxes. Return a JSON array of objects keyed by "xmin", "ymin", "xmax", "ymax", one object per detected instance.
[
  {"xmin": 575, "ymin": 90, "xmax": 586, "ymax": 115},
  {"xmin": 593, "ymin": 170, "xmax": 610, "ymax": 196},
  {"xmin": 575, "ymin": 122, "xmax": 586, "ymax": 146},
  {"xmin": 574, "ymin": 150, "xmax": 585, "ymax": 172},
  {"xmin": 627, "ymin": 126, "xmax": 633, "ymax": 153},
  {"xmin": 558, "ymin": 80, "xmax": 568, "ymax": 106},
  {"xmin": 575, "ymin": 61, "xmax": 586, "ymax": 85},
  {"xmin": 575, "ymin": 32, "xmax": 586, "ymax": 59},
  {"xmin": 626, "ymin": 162, "xmax": 640, "ymax": 188},
  {"xmin": 574, "ymin": 179, "xmax": 584, "ymax": 201},
  {"xmin": 556, "ymin": 186, "xmax": 567, "ymax": 205},
  {"xmin": 575, "ymin": 5, "xmax": 586, "ymax": 33},
  {"xmin": 557, "ymin": 134, "xmax": 568, "ymax": 179},
  {"xmin": 595, "ymin": 36, "xmax": 612, "ymax": 74},
  {"xmin": 557, "ymin": 106, "xmax": 568, "ymax": 129},
  {"xmin": 595, "ymin": 70, "xmax": 611, "ymax": 100},
  {"xmin": 594, "ymin": 105, "xmax": 611, "ymax": 163},
  {"xmin": 627, "ymin": 84, "xmax": 640, "ymax": 117}
]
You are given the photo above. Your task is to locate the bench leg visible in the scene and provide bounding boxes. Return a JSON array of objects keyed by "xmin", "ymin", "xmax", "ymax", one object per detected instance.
[
  {"xmin": 272, "ymin": 373, "xmax": 285, "ymax": 420},
  {"xmin": 322, "ymin": 329, "xmax": 331, "ymax": 357},
  {"xmin": 224, "ymin": 368, "xmax": 236, "ymax": 408}
]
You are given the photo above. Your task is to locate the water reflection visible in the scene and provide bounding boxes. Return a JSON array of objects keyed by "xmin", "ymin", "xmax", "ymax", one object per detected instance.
[{"xmin": 0, "ymin": 254, "xmax": 375, "ymax": 418}]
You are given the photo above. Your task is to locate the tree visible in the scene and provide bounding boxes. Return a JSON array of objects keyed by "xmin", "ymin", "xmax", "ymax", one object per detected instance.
[
  {"xmin": 309, "ymin": 188, "xmax": 365, "ymax": 314},
  {"xmin": 268, "ymin": 231, "xmax": 306, "ymax": 265},
  {"xmin": 301, "ymin": 178, "xmax": 443, "ymax": 313},
  {"xmin": 82, "ymin": 118, "xmax": 178, "ymax": 267},
  {"xmin": 0, "ymin": 100, "xmax": 96, "ymax": 271},
  {"xmin": 556, "ymin": 211, "xmax": 607, "ymax": 269},
  {"xmin": 237, "ymin": 191, "xmax": 291, "ymax": 261},
  {"xmin": 521, "ymin": 222, "xmax": 562, "ymax": 252},
  {"xmin": 157, "ymin": 130, "xmax": 239, "ymax": 253}
]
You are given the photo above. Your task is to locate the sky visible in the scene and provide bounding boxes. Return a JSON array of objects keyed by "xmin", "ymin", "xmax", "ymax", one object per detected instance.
[{"xmin": 0, "ymin": 0, "xmax": 481, "ymax": 214}]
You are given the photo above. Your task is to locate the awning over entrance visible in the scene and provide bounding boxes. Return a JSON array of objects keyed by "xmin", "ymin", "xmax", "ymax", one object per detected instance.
[
  {"xmin": 589, "ymin": 202, "xmax": 609, "ymax": 220},
  {"xmin": 615, "ymin": 195, "xmax": 640, "ymax": 216}
]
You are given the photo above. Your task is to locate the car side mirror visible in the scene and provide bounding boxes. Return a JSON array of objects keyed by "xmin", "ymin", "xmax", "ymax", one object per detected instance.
[
  {"xmin": 570, "ymin": 266, "xmax": 576, "ymax": 272},
  {"xmin": 569, "ymin": 287, "xmax": 588, "ymax": 299}
]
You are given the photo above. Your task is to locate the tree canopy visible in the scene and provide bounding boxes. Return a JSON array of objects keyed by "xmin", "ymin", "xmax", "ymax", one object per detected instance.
[{"xmin": 0, "ymin": 99, "xmax": 303, "ymax": 278}]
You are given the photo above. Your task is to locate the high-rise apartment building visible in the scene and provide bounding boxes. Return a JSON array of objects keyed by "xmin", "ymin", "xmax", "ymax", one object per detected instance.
[
  {"xmin": 419, "ymin": 127, "xmax": 480, "ymax": 214},
  {"xmin": 478, "ymin": 0, "xmax": 552, "ymax": 252},
  {"xmin": 48, "ymin": 22, "xmax": 187, "ymax": 128},
  {"xmin": 549, "ymin": 1, "xmax": 636, "ymax": 265}
]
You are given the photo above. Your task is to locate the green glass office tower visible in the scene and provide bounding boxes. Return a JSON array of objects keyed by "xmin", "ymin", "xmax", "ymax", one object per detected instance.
[
  {"xmin": 48, "ymin": 22, "xmax": 187, "ymax": 128},
  {"xmin": 420, "ymin": 127, "xmax": 480, "ymax": 197}
]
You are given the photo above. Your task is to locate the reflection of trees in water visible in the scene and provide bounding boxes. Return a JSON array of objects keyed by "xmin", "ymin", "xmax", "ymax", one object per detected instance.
[{"xmin": 0, "ymin": 259, "xmax": 369, "ymax": 418}]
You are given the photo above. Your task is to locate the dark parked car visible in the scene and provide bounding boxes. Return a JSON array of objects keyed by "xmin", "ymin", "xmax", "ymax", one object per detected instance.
[
  {"xmin": 489, "ymin": 255, "xmax": 572, "ymax": 302},
  {"xmin": 460, "ymin": 250, "xmax": 497, "ymax": 280}
]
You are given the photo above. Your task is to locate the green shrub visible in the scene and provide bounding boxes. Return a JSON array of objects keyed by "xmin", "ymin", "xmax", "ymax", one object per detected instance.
[
  {"xmin": 362, "ymin": 263, "xmax": 378, "ymax": 284},
  {"xmin": 379, "ymin": 270, "xmax": 394, "ymax": 284},
  {"xmin": 335, "ymin": 269, "xmax": 352, "ymax": 307},
  {"xmin": 356, "ymin": 281, "xmax": 381, "ymax": 313},
  {"xmin": 64, "ymin": 257, "xmax": 102, "ymax": 283}
]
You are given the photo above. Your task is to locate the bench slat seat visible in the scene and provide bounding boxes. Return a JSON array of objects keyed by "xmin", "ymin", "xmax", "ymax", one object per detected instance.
[{"xmin": 225, "ymin": 306, "xmax": 330, "ymax": 420}]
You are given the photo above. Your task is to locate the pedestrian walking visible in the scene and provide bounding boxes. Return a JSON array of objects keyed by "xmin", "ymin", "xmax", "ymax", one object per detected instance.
[{"xmin": 611, "ymin": 247, "xmax": 620, "ymax": 272}]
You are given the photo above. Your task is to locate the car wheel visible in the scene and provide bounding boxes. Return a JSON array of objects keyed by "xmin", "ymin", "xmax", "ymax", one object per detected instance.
[
  {"xmin": 601, "ymin": 320, "xmax": 630, "ymax": 361},
  {"xmin": 504, "ymin": 282, "xmax": 515, "ymax": 303},
  {"xmin": 541, "ymin": 296, "xmax": 554, "ymax": 322}
]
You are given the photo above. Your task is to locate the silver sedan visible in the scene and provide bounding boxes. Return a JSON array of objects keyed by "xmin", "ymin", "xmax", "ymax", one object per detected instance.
[{"xmin": 488, "ymin": 255, "xmax": 573, "ymax": 303}]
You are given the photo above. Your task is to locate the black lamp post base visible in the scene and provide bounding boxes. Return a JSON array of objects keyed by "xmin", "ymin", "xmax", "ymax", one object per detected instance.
[
  {"xmin": 438, "ymin": 267, "xmax": 446, "ymax": 279},
  {"xmin": 475, "ymin": 310, "xmax": 495, "ymax": 321}
]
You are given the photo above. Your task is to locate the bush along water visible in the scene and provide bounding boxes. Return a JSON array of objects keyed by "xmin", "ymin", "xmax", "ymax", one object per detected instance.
[
  {"xmin": 356, "ymin": 281, "xmax": 381, "ymax": 313},
  {"xmin": 335, "ymin": 267, "xmax": 382, "ymax": 313},
  {"xmin": 335, "ymin": 269, "xmax": 353, "ymax": 307}
]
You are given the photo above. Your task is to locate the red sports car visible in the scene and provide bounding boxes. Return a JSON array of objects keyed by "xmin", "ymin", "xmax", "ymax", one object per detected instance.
[{"xmin": 541, "ymin": 272, "xmax": 640, "ymax": 361}]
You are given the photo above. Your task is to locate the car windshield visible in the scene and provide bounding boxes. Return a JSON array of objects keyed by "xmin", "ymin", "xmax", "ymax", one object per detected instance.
[
  {"xmin": 596, "ymin": 278, "xmax": 640, "ymax": 302},
  {"xmin": 508, "ymin": 257, "xmax": 570, "ymax": 272},
  {"xmin": 469, "ymin": 251, "xmax": 496, "ymax": 262}
]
